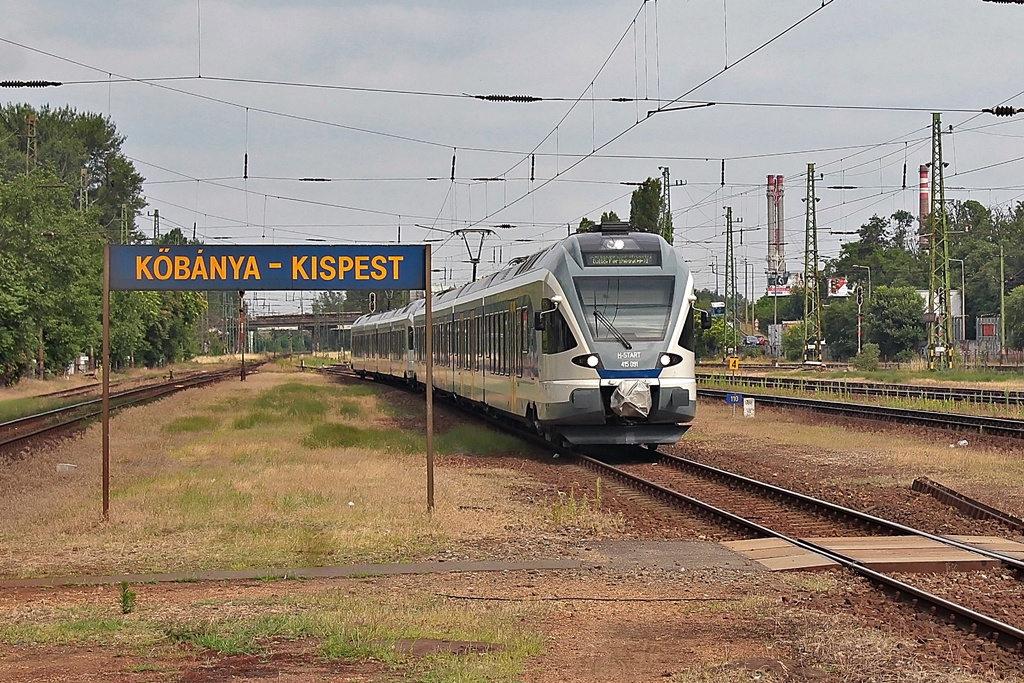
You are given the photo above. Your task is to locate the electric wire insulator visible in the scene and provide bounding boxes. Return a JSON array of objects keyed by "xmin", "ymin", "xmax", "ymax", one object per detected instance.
[
  {"xmin": 984, "ymin": 106, "xmax": 1022, "ymax": 117},
  {"xmin": 1, "ymin": 80, "xmax": 62, "ymax": 88},
  {"xmin": 473, "ymin": 94, "xmax": 542, "ymax": 102}
]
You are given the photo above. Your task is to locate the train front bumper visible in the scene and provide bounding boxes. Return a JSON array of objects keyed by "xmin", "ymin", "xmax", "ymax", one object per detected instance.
[{"xmin": 538, "ymin": 378, "xmax": 696, "ymax": 427}]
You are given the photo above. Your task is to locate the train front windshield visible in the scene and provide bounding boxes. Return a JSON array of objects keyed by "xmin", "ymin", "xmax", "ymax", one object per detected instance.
[{"xmin": 575, "ymin": 276, "xmax": 674, "ymax": 341}]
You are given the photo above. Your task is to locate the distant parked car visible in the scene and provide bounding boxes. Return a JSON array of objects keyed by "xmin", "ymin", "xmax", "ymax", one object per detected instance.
[{"xmin": 742, "ymin": 335, "xmax": 767, "ymax": 346}]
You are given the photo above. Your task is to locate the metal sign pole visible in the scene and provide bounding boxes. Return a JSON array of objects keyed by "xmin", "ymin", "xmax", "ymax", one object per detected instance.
[
  {"xmin": 425, "ymin": 246, "xmax": 435, "ymax": 511},
  {"xmin": 101, "ymin": 243, "xmax": 110, "ymax": 520}
]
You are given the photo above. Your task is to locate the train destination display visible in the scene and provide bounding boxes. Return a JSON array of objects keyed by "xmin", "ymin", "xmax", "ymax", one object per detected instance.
[{"xmin": 109, "ymin": 244, "xmax": 427, "ymax": 291}]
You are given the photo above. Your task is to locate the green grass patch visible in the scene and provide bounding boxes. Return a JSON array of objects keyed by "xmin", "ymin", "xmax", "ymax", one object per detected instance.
[
  {"xmin": 337, "ymin": 400, "xmax": 362, "ymax": 417},
  {"xmin": 294, "ymin": 356, "xmax": 337, "ymax": 368},
  {"xmin": 232, "ymin": 410, "xmax": 274, "ymax": 430},
  {"xmin": 160, "ymin": 591, "xmax": 542, "ymax": 680},
  {"xmin": 165, "ymin": 615, "xmax": 295, "ymax": 655},
  {"xmin": 303, "ymin": 423, "xmax": 423, "ymax": 453},
  {"xmin": 0, "ymin": 395, "xmax": 87, "ymax": 424},
  {"xmin": 163, "ymin": 415, "xmax": 220, "ymax": 433},
  {"xmin": 0, "ymin": 610, "xmax": 140, "ymax": 647},
  {"xmin": 305, "ymin": 420, "xmax": 526, "ymax": 457},
  {"xmin": 337, "ymin": 384, "xmax": 378, "ymax": 398},
  {"xmin": 230, "ymin": 382, "xmax": 359, "ymax": 429},
  {"xmin": 435, "ymin": 424, "xmax": 526, "ymax": 455}
]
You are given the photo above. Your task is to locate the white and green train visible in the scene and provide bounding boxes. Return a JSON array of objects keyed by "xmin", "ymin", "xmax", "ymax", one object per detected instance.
[{"xmin": 351, "ymin": 223, "xmax": 707, "ymax": 447}]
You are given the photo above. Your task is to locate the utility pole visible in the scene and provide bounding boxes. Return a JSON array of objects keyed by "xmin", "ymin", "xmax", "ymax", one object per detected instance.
[
  {"xmin": 152, "ymin": 208, "xmax": 161, "ymax": 242},
  {"xmin": 1000, "ymin": 245, "xmax": 1006, "ymax": 363},
  {"xmin": 120, "ymin": 204, "xmax": 130, "ymax": 244},
  {"xmin": 79, "ymin": 167, "xmax": 88, "ymax": 211},
  {"xmin": 26, "ymin": 113, "xmax": 37, "ymax": 174},
  {"xmin": 802, "ymin": 164, "xmax": 823, "ymax": 365},
  {"xmin": 725, "ymin": 207, "xmax": 739, "ymax": 352},
  {"xmin": 239, "ymin": 291, "xmax": 247, "ymax": 381},
  {"xmin": 926, "ymin": 113, "xmax": 954, "ymax": 370}
]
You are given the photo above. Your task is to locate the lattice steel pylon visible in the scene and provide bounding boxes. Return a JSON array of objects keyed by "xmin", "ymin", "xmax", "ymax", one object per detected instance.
[
  {"xmin": 659, "ymin": 166, "xmax": 674, "ymax": 245},
  {"xmin": 724, "ymin": 206, "xmax": 739, "ymax": 353},
  {"xmin": 927, "ymin": 113, "xmax": 954, "ymax": 370},
  {"xmin": 802, "ymin": 164, "xmax": 823, "ymax": 364},
  {"xmin": 26, "ymin": 113, "xmax": 37, "ymax": 173}
]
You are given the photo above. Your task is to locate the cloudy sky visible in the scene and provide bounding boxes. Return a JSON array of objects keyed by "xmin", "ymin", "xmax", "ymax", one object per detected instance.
[{"xmin": 3, "ymin": 0, "xmax": 1023, "ymax": 313}]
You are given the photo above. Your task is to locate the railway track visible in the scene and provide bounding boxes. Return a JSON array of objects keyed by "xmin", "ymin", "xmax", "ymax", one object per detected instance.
[
  {"xmin": 699, "ymin": 372, "xmax": 1024, "ymax": 406},
  {"xmin": 698, "ymin": 387, "xmax": 1024, "ymax": 438},
  {"xmin": 0, "ymin": 366, "xmax": 256, "ymax": 453},
  {"xmin": 577, "ymin": 451, "xmax": 1024, "ymax": 655},
  {"xmin": 324, "ymin": 364, "xmax": 1024, "ymax": 655}
]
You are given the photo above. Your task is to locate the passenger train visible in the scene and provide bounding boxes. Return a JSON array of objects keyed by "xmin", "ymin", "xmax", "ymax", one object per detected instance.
[{"xmin": 350, "ymin": 222, "xmax": 709, "ymax": 447}]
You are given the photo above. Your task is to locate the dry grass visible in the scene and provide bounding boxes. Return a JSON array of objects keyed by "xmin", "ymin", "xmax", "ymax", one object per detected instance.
[
  {"xmin": 0, "ymin": 371, "xmax": 547, "ymax": 578},
  {"xmin": 690, "ymin": 402, "xmax": 1024, "ymax": 509},
  {"xmin": 0, "ymin": 581, "xmax": 543, "ymax": 681}
]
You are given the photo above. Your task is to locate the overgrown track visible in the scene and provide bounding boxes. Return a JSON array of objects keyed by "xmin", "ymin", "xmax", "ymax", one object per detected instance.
[
  {"xmin": 698, "ymin": 387, "xmax": 1024, "ymax": 438},
  {"xmin": 0, "ymin": 366, "xmax": 258, "ymax": 452},
  {"xmin": 576, "ymin": 451, "xmax": 1024, "ymax": 656},
  {"xmin": 699, "ymin": 372, "xmax": 1024, "ymax": 405}
]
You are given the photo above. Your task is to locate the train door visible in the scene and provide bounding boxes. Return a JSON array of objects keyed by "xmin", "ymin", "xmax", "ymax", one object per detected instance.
[
  {"xmin": 456, "ymin": 311, "xmax": 467, "ymax": 398},
  {"xmin": 476, "ymin": 309, "xmax": 486, "ymax": 404},
  {"xmin": 508, "ymin": 301, "xmax": 517, "ymax": 414}
]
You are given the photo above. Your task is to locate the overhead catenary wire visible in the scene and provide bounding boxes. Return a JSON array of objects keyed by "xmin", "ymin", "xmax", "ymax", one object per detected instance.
[{"xmin": 457, "ymin": 1, "xmax": 846, "ymax": 232}]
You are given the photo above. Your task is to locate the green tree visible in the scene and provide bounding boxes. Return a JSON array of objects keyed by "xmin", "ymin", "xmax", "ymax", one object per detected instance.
[
  {"xmin": 628, "ymin": 177, "xmax": 661, "ymax": 235},
  {"xmin": 1004, "ymin": 285, "xmax": 1024, "ymax": 349},
  {"xmin": 577, "ymin": 217, "xmax": 596, "ymax": 233},
  {"xmin": 694, "ymin": 315, "xmax": 729, "ymax": 359},
  {"xmin": 782, "ymin": 322, "xmax": 807, "ymax": 361},
  {"xmin": 0, "ymin": 103, "xmax": 146, "ymax": 241},
  {"xmin": 577, "ymin": 211, "xmax": 620, "ymax": 233},
  {"xmin": 0, "ymin": 172, "xmax": 102, "ymax": 383},
  {"xmin": 822, "ymin": 297, "xmax": 858, "ymax": 360},
  {"xmin": 865, "ymin": 286, "xmax": 925, "ymax": 361}
]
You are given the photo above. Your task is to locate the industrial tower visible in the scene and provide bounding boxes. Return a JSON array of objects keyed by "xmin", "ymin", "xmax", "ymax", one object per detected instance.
[
  {"xmin": 926, "ymin": 113, "xmax": 954, "ymax": 370},
  {"xmin": 766, "ymin": 175, "xmax": 788, "ymax": 296},
  {"xmin": 802, "ymin": 164, "xmax": 823, "ymax": 364}
]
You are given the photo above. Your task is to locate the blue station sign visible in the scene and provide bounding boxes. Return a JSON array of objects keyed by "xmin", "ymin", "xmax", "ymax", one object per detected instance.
[{"xmin": 109, "ymin": 244, "xmax": 427, "ymax": 291}]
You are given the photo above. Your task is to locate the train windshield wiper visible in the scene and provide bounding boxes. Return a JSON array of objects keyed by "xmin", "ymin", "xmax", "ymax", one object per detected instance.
[{"xmin": 593, "ymin": 308, "xmax": 632, "ymax": 349}]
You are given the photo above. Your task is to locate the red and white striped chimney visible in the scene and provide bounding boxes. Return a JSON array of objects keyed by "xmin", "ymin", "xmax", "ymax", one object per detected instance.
[{"xmin": 918, "ymin": 164, "xmax": 929, "ymax": 249}]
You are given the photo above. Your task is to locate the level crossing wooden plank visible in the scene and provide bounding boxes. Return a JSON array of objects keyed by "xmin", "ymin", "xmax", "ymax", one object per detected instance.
[{"xmin": 721, "ymin": 535, "xmax": 1015, "ymax": 573}]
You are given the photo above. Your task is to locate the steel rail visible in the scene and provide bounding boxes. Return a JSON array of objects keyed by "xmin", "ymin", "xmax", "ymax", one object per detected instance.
[
  {"xmin": 657, "ymin": 452, "xmax": 1024, "ymax": 576},
  {"xmin": 698, "ymin": 372, "xmax": 1024, "ymax": 405},
  {"xmin": 698, "ymin": 388, "xmax": 1024, "ymax": 438},
  {"xmin": 0, "ymin": 368, "xmax": 248, "ymax": 450},
  {"xmin": 573, "ymin": 453, "xmax": 1024, "ymax": 654},
  {"xmin": 912, "ymin": 477, "xmax": 1024, "ymax": 532}
]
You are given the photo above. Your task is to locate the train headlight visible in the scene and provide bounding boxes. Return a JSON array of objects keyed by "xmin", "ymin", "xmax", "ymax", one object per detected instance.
[
  {"xmin": 571, "ymin": 353, "xmax": 602, "ymax": 369},
  {"xmin": 659, "ymin": 352, "xmax": 683, "ymax": 367}
]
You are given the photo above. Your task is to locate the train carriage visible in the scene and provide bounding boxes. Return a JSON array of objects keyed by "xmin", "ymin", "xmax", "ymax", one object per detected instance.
[{"xmin": 351, "ymin": 222, "xmax": 707, "ymax": 448}]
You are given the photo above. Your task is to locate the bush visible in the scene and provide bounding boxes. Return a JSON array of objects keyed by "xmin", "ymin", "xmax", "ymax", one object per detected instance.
[{"xmin": 851, "ymin": 343, "xmax": 880, "ymax": 371}]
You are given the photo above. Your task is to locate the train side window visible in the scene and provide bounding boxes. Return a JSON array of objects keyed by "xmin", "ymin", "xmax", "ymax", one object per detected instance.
[{"xmin": 542, "ymin": 308, "xmax": 578, "ymax": 354}]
